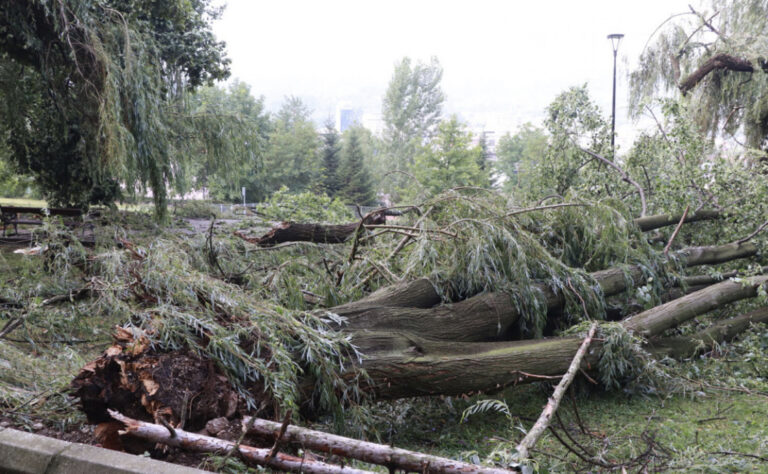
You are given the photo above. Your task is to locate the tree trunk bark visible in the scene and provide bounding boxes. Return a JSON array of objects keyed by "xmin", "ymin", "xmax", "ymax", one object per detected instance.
[
  {"xmin": 622, "ymin": 275, "xmax": 768, "ymax": 337},
  {"xmin": 237, "ymin": 213, "xmax": 387, "ymax": 247},
  {"xmin": 331, "ymin": 242, "xmax": 758, "ymax": 342},
  {"xmin": 351, "ymin": 277, "xmax": 768, "ymax": 399},
  {"xmin": 679, "ymin": 53, "xmax": 755, "ymax": 94},
  {"xmin": 647, "ymin": 306, "xmax": 768, "ymax": 359},
  {"xmin": 241, "ymin": 416, "xmax": 512, "ymax": 474},
  {"xmin": 633, "ymin": 209, "xmax": 720, "ymax": 232}
]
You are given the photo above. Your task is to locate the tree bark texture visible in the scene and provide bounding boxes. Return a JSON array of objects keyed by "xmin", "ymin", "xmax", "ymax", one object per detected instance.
[
  {"xmin": 633, "ymin": 209, "xmax": 720, "ymax": 232},
  {"xmin": 237, "ymin": 213, "xmax": 387, "ymax": 247},
  {"xmin": 354, "ymin": 278, "xmax": 768, "ymax": 399},
  {"xmin": 331, "ymin": 242, "xmax": 758, "ymax": 342},
  {"xmin": 108, "ymin": 410, "xmax": 374, "ymax": 474},
  {"xmin": 648, "ymin": 306, "xmax": 768, "ymax": 359},
  {"xmin": 241, "ymin": 416, "xmax": 512, "ymax": 474},
  {"xmin": 679, "ymin": 53, "xmax": 755, "ymax": 94}
]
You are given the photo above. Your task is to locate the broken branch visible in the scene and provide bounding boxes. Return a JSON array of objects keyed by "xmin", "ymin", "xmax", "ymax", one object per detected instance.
[{"xmin": 515, "ymin": 322, "xmax": 598, "ymax": 461}]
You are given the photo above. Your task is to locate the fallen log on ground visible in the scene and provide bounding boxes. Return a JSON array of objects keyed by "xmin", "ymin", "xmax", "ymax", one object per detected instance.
[
  {"xmin": 235, "ymin": 208, "xmax": 720, "ymax": 247},
  {"xmin": 331, "ymin": 241, "xmax": 758, "ymax": 342},
  {"xmin": 241, "ymin": 416, "xmax": 513, "ymax": 474},
  {"xmin": 352, "ymin": 276, "xmax": 768, "ymax": 399},
  {"xmin": 622, "ymin": 275, "xmax": 768, "ymax": 337},
  {"xmin": 648, "ymin": 306, "xmax": 768, "ymax": 359},
  {"xmin": 108, "ymin": 410, "xmax": 374, "ymax": 474},
  {"xmin": 235, "ymin": 212, "xmax": 387, "ymax": 246}
]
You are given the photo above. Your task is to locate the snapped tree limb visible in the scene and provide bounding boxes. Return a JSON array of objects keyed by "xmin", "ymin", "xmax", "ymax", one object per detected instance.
[
  {"xmin": 679, "ymin": 53, "xmax": 755, "ymax": 94},
  {"xmin": 108, "ymin": 410, "xmax": 374, "ymax": 474},
  {"xmin": 515, "ymin": 322, "xmax": 598, "ymax": 461},
  {"xmin": 241, "ymin": 416, "xmax": 513, "ymax": 474}
]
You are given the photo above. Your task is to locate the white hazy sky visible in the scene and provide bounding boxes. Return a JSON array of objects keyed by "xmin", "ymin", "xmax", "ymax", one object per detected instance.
[{"xmin": 212, "ymin": 0, "xmax": 700, "ymax": 146}]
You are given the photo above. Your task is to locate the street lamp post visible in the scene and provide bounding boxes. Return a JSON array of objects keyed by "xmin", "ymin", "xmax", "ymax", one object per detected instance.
[{"xmin": 607, "ymin": 33, "xmax": 624, "ymax": 159}]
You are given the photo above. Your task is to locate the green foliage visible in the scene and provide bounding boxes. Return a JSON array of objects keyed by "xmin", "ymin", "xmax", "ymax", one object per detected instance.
[
  {"xmin": 630, "ymin": 0, "xmax": 768, "ymax": 149},
  {"xmin": 0, "ymin": 153, "xmax": 38, "ymax": 198},
  {"xmin": 593, "ymin": 323, "xmax": 649, "ymax": 390},
  {"xmin": 256, "ymin": 97, "xmax": 321, "ymax": 201},
  {"xmin": 406, "ymin": 116, "xmax": 487, "ymax": 199},
  {"xmin": 381, "ymin": 56, "xmax": 445, "ymax": 197},
  {"xmin": 338, "ymin": 127, "xmax": 377, "ymax": 205},
  {"xmin": 320, "ymin": 121, "xmax": 343, "ymax": 196},
  {"xmin": 179, "ymin": 80, "xmax": 270, "ymax": 201},
  {"xmin": 256, "ymin": 187, "xmax": 353, "ymax": 224},
  {"xmin": 0, "ymin": 0, "xmax": 229, "ymax": 216},
  {"xmin": 625, "ymin": 98, "xmax": 768, "ymax": 247},
  {"xmin": 494, "ymin": 123, "xmax": 547, "ymax": 191}
]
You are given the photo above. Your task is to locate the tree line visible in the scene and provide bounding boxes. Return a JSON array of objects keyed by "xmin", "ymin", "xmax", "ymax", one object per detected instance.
[{"xmin": 2, "ymin": 0, "xmax": 768, "ymax": 221}]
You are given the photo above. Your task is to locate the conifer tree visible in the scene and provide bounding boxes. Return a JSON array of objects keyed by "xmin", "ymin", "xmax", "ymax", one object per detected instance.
[
  {"xmin": 321, "ymin": 121, "xmax": 342, "ymax": 196},
  {"xmin": 339, "ymin": 128, "xmax": 376, "ymax": 205}
]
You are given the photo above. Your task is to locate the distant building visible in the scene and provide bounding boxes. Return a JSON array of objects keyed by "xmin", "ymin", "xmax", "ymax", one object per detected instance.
[{"xmin": 337, "ymin": 107, "xmax": 360, "ymax": 132}]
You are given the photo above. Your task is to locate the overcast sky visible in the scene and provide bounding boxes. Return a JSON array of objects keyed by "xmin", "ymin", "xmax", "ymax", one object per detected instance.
[{"xmin": 212, "ymin": 0, "xmax": 700, "ymax": 146}]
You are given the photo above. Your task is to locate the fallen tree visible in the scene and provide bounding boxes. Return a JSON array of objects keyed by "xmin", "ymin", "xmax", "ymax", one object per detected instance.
[
  {"xmin": 331, "ymin": 241, "xmax": 758, "ymax": 342},
  {"xmin": 235, "ymin": 211, "xmax": 388, "ymax": 246},
  {"xmin": 66, "ymin": 196, "xmax": 767, "ymax": 471},
  {"xmin": 234, "ymin": 209, "xmax": 724, "ymax": 248}
]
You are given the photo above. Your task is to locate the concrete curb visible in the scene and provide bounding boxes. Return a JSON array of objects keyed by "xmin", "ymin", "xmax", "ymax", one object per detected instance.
[{"xmin": 0, "ymin": 426, "xmax": 206, "ymax": 473}]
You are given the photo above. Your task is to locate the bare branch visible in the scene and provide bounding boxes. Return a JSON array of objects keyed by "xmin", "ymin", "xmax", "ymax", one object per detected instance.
[
  {"xmin": 664, "ymin": 205, "xmax": 690, "ymax": 255},
  {"xmin": 516, "ymin": 322, "xmax": 598, "ymax": 461},
  {"xmin": 737, "ymin": 219, "xmax": 768, "ymax": 244},
  {"xmin": 578, "ymin": 148, "xmax": 648, "ymax": 216}
]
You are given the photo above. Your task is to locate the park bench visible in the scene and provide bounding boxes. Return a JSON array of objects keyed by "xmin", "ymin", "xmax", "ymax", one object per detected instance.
[{"xmin": 0, "ymin": 206, "xmax": 83, "ymax": 236}]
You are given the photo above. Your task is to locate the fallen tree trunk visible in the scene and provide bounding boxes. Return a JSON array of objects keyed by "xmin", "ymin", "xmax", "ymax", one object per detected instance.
[
  {"xmin": 331, "ymin": 242, "xmax": 758, "ymax": 342},
  {"xmin": 236, "ymin": 212, "xmax": 387, "ymax": 247},
  {"xmin": 623, "ymin": 275, "xmax": 768, "ymax": 337},
  {"xmin": 237, "ymin": 209, "xmax": 720, "ymax": 247},
  {"xmin": 241, "ymin": 417, "xmax": 512, "ymax": 474},
  {"xmin": 352, "ymin": 277, "xmax": 768, "ymax": 399},
  {"xmin": 648, "ymin": 306, "xmax": 768, "ymax": 359},
  {"xmin": 633, "ymin": 209, "xmax": 720, "ymax": 232},
  {"xmin": 108, "ymin": 410, "xmax": 374, "ymax": 474}
]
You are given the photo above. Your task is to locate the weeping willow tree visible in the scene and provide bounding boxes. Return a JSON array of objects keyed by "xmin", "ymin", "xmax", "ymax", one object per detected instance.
[
  {"xmin": 630, "ymin": 0, "xmax": 768, "ymax": 151},
  {"xmin": 0, "ymin": 0, "xmax": 234, "ymax": 217}
]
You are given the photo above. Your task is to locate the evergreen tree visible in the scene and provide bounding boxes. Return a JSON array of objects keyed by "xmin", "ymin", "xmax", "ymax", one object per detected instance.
[
  {"xmin": 407, "ymin": 116, "xmax": 486, "ymax": 198},
  {"xmin": 476, "ymin": 132, "xmax": 494, "ymax": 187},
  {"xmin": 320, "ymin": 121, "xmax": 342, "ymax": 196},
  {"xmin": 339, "ymin": 128, "xmax": 376, "ymax": 205}
]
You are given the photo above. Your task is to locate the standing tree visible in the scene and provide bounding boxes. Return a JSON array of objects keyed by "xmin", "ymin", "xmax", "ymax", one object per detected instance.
[
  {"xmin": 381, "ymin": 57, "xmax": 445, "ymax": 197},
  {"xmin": 518, "ymin": 85, "xmax": 611, "ymax": 201},
  {"xmin": 179, "ymin": 80, "xmax": 271, "ymax": 201},
  {"xmin": 257, "ymin": 97, "xmax": 321, "ymax": 201},
  {"xmin": 339, "ymin": 127, "xmax": 377, "ymax": 206},
  {"xmin": 0, "ymin": 0, "xmax": 230, "ymax": 216},
  {"xmin": 630, "ymin": 0, "xmax": 768, "ymax": 152},
  {"xmin": 407, "ymin": 116, "xmax": 486, "ymax": 198},
  {"xmin": 320, "ymin": 121, "xmax": 343, "ymax": 197},
  {"xmin": 495, "ymin": 123, "xmax": 548, "ymax": 190}
]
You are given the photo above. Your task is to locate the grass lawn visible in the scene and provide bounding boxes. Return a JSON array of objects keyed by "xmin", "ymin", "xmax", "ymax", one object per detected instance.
[{"xmin": 0, "ymin": 197, "xmax": 47, "ymax": 207}]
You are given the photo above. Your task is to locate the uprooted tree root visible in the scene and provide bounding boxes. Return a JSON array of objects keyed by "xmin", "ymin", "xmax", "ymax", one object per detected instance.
[{"xmin": 72, "ymin": 328, "xmax": 241, "ymax": 430}]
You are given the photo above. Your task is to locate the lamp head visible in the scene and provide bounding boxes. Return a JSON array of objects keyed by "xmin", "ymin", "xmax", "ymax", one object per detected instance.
[{"xmin": 607, "ymin": 33, "xmax": 625, "ymax": 52}]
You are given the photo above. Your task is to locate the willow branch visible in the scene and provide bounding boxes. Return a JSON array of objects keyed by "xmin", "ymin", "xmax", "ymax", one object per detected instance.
[{"xmin": 579, "ymin": 148, "xmax": 648, "ymax": 216}]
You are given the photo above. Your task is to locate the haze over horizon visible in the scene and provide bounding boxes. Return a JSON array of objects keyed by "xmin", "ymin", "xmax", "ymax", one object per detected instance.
[{"xmin": 213, "ymin": 0, "xmax": 698, "ymax": 147}]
